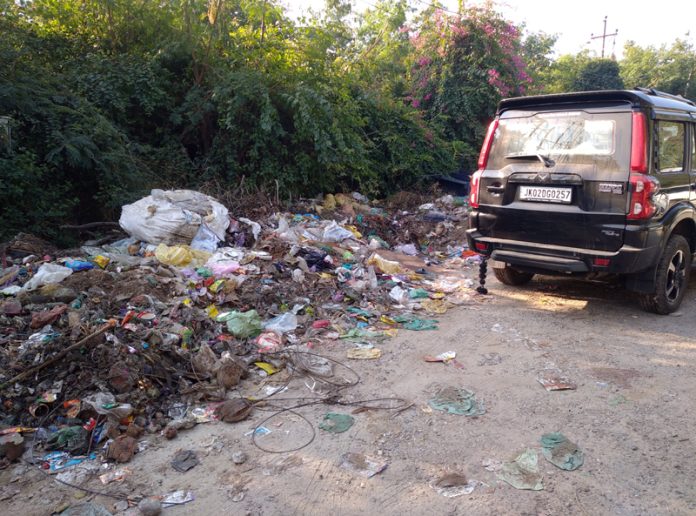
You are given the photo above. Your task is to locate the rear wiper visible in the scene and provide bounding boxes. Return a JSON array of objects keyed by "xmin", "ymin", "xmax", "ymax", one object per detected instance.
[{"xmin": 505, "ymin": 153, "xmax": 556, "ymax": 168}]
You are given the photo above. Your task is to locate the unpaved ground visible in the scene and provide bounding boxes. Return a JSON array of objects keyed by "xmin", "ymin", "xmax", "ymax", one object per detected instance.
[{"xmin": 3, "ymin": 273, "xmax": 696, "ymax": 515}]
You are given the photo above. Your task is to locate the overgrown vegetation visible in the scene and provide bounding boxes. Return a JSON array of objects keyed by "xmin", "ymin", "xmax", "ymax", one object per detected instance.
[{"xmin": 1, "ymin": 0, "xmax": 694, "ymax": 243}]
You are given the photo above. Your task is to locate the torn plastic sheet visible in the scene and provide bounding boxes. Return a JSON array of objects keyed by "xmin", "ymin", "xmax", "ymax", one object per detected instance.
[
  {"xmin": 346, "ymin": 348, "xmax": 382, "ymax": 359},
  {"xmin": 423, "ymin": 351, "xmax": 456, "ymax": 363},
  {"xmin": 319, "ymin": 413, "xmax": 355, "ymax": 433},
  {"xmin": 428, "ymin": 387, "xmax": 485, "ymax": 416},
  {"xmin": 537, "ymin": 369, "xmax": 577, "ymax": 391},
  {"xmin": 42, "ymin": 451, "xmax": 97, "ymax": 473},
  {"xmin": 161, "ymin": 490, "xmax": 195, "ymax": 508},
  {"xmin": 497, "ymin": 448, "xmax": 544, "ymax": 491},
  {"xmin": 430, "ymin": 473, "xmax": 481, "ymax": 498},
  {"xmin": 540, "ymin": 432, "xmax": 584, "ymax": 471},
  {"xmin": 239, "ymin": 217, "xmax": 262, "ymax": 241},
  {"xmin": 339, "ymin": 452, "xmax": 387, "ymax": 478}
]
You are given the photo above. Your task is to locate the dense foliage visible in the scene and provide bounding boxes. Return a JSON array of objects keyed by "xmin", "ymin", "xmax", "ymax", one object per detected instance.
[{"xmin": 0, "ymin": 0, "xmax": 694, "ymax": 243}]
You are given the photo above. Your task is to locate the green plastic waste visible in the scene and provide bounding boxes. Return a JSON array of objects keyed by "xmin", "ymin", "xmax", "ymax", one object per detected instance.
[
  {"xmin": 403, "ymin": 318, "xmax": 438, "ymax": 331},
  {"xmin": 319, "ymin": 413, "xmax": 355, "ymax": 433},
  {"xmin": 346, "ymin": 307, "xmax": 374, "ymax": 318},
  {"xmin": 46, "ymin": 425, "xmax": 89, "ymax": 454},
  {"xmin": 408, "ymin": 288, "xmax": 430, "ymax": 299},
  {"xmin": 497, "ymin": 448, "xmax": 544, "ymax": 491},
  {"xmin": 428, "ymin": 387, "xmax": 485, "ymax": 416},
  {"xmin": 540, "ymin": 432, "xmax": 584, "ymax": 471},
  {"xmin": 216, "ymin": 310, "xmax": 263, "ymax": 339},
  {"xmin": 196, "ymin": 267, "xmax": 213, "ymax": 278},
  {"xmin": 340, "ymin": 328, "xmax": 385, "ymax": 341},
  {"xmin": 392, "ymin": 315, "xmax": 438, "ymax": 330}
]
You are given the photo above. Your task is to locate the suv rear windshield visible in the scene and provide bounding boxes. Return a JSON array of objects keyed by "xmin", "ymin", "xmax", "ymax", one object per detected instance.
[{"xmin": 488, "ymin": 110, "xmax": 631, "ymax": 171}]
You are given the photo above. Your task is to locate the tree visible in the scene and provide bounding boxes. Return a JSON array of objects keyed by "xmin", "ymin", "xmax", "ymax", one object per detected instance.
[
  {"xmin": 621, "ymin": 39, "xmax": 696, "ymax": 99},
  {"xmin": 1, "ymin": 0, "xmax": 467, "ymax": 242},
  {"xmin": 519, "ymin": 31, "xmax": 558, "ymax": 94},
  {"xmin": 571, "ymin": 59, "xmax": 624, "ymax": 91},
  {"xmin": 542, "ymin": 52, "xmax": 591, "ymax": 93}
]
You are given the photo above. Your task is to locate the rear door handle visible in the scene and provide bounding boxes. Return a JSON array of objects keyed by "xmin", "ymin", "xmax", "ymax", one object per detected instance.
[{"xmin": 486, "ymin": 185, "xmax": 505, "ymax": 193}]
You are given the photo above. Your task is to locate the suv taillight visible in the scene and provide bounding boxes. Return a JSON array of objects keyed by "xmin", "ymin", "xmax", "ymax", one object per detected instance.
[
  {"xmin": 630, "ymin": 112, "xmax": 647, "ymax": 173},
  {"xmin": 477, "ymin": 119, "xmax": 499, "ymax": 169},
  {"xmin": 471, "ymin": 119, "xmax": 498, "ymax": 209},
  {"xmin": 627, "ymin": 173, "xmax": 659, "ymax": 220},
  {"xmin": 469, "ymin": 169, "xmax": 483, "ymax": 208},
  {"xmin": 628, "ymin": 112, "xmax": 657, "ymax": 220}
]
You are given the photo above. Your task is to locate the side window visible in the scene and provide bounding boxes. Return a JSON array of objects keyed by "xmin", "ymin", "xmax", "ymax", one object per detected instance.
[
  {"xmin": 691, "ymin": 125, "xmax": 696, "ymax": 172},
  {"xmin": 657, "ymin": 121, "xmax": 685, "ymax": 173}
]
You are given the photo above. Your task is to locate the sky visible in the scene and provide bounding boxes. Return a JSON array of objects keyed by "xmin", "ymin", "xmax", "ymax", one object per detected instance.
[{"xmin": 283, "ymin": 0, "xmax": 695, "ymax": 58}]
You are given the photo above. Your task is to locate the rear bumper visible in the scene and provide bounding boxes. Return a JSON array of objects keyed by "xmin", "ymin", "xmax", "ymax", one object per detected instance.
[{"xmin": 466, "ymin": 229, "xmax": 661, "ymax": 274}]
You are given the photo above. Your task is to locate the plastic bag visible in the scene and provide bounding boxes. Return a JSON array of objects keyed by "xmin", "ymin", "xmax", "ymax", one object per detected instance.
[
  {"xmin": 367, "ymin": 266, "xmax": 378, "ymax": 289},
  {"xmin": 1, "ymin": 285, "xmax": 22, "ymax": 296},
  {"xmin": 319, "ymin": 221, "xmax": 354, "ymax": 242},
  {"xmin": 409, "ymin": 288, "xmax": 429, "ymax": 299},
  {"xmin": 239, "ymin": 217, "xmax": 262, "ymax": 242},
  {"xmin": 263, "ymin": 313, "xmax": 298, "ymax": 334},
  {"xmin": 394, "ymin": 243, "xmax": 418, "ymax": 256},
  {"xmin": 256, "ymin": 332, "xmax": 283, "ymax": 353},
  {"xmin": 367, "ymin": 253, "xmax": 403, "ymax": 274},
  {"xmin": 23, "ymin": 263, "xmax": 73, "ymax": 291},
  {"xmin": 64, "ymin": 260, "xmax": 95, "ymax": 272},
  {"xmin": 154, "ymin": 244, "xmax": 210, "ymax": 267},
  {"xmin": 190, "ymin": 224, "xmax": 221, "ymax": 252},
  {"xmin": 323, "ymin": 194, "xmax": 337, "ymax": 210},
  {"xmin": 99, "ymin": 237, "xmax": 138, "ymax": 255},
  {"xmin": 292, "ymin": 269, "xmax": 305, "ymax": 283},
  {"xmin": 352, "ymin": 192, "xmax": 369, "ymax": 203},
  {"xmin": 119, "ymin": 189, "xmax": 229, "ymax": 245},
  {"xmin": 217, "ymin": 310, "xmax": 263, "ymax": 338},
  {"xmin": 206, "ymin": 248, "xmax": 243, "ymax": 276},
  {"xmin": 540, "ymin": 432, "xmax": 584, "ymax": 471},
  {"xmin": 275, "ymin": 216, "xmax": 302, "ymax": 243},
  {"xmin": 18, "ymin": 325, "xmax": 59, "ymax": 355},
  {"xmin": 46, "ymin": 426, "xmax": 89, "ymax": 454},
  {"xmin": 389, "ymin": 285, "xmax": 408, "ymax": 304},
  {"xmin": 83, "ymin": 392, "xmax": 134, "ymax": 420}
]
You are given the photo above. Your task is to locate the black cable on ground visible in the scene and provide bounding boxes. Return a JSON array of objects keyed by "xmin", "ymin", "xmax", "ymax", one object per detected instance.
[{"xmin": 246, "ymin": 350, "xmax": 411, "ymax": 453}]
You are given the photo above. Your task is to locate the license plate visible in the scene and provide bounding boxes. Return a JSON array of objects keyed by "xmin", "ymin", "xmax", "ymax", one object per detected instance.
[{"xmin": 519, "ymin": 186, "xmax": 572, "ymax": 204}]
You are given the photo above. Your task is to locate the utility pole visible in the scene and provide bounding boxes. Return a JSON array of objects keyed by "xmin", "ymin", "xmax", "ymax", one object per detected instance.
[{"xmin": 590, "ymin": 16, "xmax": 618, "ymax": 58}]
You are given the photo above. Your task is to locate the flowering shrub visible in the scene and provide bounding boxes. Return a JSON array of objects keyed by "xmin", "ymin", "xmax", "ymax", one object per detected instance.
[{"xmin": 408, "ymin": 6, "xmax": 532, "ymax": 170}]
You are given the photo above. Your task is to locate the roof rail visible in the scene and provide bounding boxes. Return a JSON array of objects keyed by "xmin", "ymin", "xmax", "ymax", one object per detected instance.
[{"xmin": 635, "ymin": 87, "xmax": 695, "ymax": 106}]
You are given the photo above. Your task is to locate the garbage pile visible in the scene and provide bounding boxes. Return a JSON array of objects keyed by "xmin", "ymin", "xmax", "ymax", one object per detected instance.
[{"xmin": 0, "ymin": 189, "xmax": 482, "ymax": 478}]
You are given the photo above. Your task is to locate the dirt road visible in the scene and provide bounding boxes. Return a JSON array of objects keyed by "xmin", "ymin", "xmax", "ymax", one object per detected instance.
[{"xmin": 4, "ymin": 273, "xmax": 696, "ymax": 515}]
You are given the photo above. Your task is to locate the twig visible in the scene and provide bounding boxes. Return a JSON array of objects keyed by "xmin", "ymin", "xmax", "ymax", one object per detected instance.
[
  {"xmin": 59, "ymin": 222, "xmax": 120, "ymax": 230},
  {"xmin": 391, "ymin": 402, "xmax": 414, "ymax": 418}
]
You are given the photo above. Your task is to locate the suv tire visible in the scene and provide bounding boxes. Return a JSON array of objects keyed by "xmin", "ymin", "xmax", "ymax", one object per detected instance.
[
  {"xmin": 639, "ymin": 234, "xmax": 691, "ymax": 314},
  {"xmin": 493, "ymin": 265, "xmax": 535, "ymax": 286}
]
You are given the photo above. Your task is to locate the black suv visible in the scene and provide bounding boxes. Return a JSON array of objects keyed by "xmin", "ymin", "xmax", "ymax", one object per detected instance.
[{"xmin": 466, "ymin": 88, "xmax": 696, "ymax": 314}]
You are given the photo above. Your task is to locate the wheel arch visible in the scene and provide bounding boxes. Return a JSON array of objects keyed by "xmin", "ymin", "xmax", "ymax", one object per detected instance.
[
  {"xmin": 669, "ymin": 218, "xmax": 696, "ymax": 254},
  {"xmin": 625, "ymin": 209, "xmax": 696, "ymax": 294}
]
